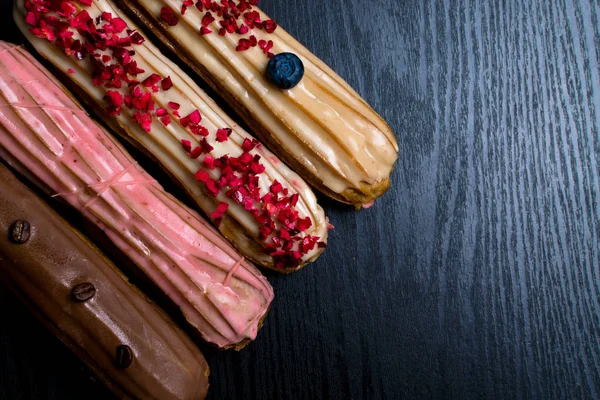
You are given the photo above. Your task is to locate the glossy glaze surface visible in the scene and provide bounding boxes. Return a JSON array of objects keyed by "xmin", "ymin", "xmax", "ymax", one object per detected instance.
[
  {"xmin": 0, "ymin": 42, "xmax": 273, "ymax": 348},
  {"xmin": 0, "ymin": 162, "xmax": 209, "ymax": 400},
  {"xmin": 13, "ymin": 0, "xmax": 328, "ymax": 270}
]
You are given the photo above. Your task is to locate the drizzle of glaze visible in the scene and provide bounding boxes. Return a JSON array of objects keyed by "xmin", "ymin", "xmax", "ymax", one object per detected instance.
[{"xmin": 224, "ymin": 256, "xmax": 245, "ymax": 287}]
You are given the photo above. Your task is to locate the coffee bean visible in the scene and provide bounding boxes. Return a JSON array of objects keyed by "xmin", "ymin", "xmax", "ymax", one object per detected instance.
[
  {"xmin": 115, "ymin": 345, "xmax": 133, "ymax": 369},
  {"xmin": 71, "ymin": 282, "xmax": 96, "ymax": 302},
  {"xmin": 9, "ymin": 220, "xmax": 31, "ymax": 244}
]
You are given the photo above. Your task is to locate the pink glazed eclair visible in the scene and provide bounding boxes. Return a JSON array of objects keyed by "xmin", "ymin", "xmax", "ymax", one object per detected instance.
[
  {"xmin": 14, "ymin": 0, "xmax": 328, "ymax": 272},
  {"xmin": 0, "ymin": 41, "xmax": 273, "ymax": 349}
]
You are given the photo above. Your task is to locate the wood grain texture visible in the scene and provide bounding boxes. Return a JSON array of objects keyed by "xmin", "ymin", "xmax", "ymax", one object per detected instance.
[{"xmin": 1, "ymin": 0, "xmax": 599, "ymax": 399}]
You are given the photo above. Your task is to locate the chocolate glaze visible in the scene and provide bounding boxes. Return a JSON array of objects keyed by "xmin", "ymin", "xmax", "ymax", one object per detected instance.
[{"xmin": 0, "ymin": 163, "xmax": 209, "ymax": 400}]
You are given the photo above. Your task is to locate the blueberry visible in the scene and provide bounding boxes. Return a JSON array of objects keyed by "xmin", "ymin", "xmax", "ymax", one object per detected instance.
[{"xmin": 266, "ymin": 52, "xmax": 304, "ymax": 89}]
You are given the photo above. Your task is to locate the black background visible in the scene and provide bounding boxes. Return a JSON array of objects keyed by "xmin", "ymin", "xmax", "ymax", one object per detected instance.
[{"xmin": 2, "ymin": 0, "xmax": 600, "ymax": 399}]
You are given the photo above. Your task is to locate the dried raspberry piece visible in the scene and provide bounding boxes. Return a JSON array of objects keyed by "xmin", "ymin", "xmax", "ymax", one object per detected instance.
[
  {"xmin": 210, "ymin": 202, "xmax": 229, "ymax": 219},
  {"xmin": 70, "ymin": 10, "xmax": 91, "ymax": 29},
  {"xmin": 181, "ymin": 139, "xmax": 192, "ymax": 152},
  {"xmin": 241, "ymin": 138, "xmax": 258, "ymax": 152},
  {"xmin": 190, "ymin": 146, "xmax": 203, "ymax": 159},
  {"xmin": 161, "ymin": 76, "xmax": 173, "ymax": 90},
  {"xmin": 244, "ymin": 11, "xmax": 260, "ymax": 23},
  {"xmin": 25, "ymin": 12, "xmax": 37, "ymax": 26},
  {"xmin": 259, "ymin": 226, "xmax": 273, "ymax": 239},
  {"xmin": 249, "ymin": 160, "xmax": 265, "ymax": 174},
  {"xmin": 133, "ymin": 111, "xmax": 152, "ymax": 132},
  {"xmin": 160, "ymin": 6, "xmax": 179, "ymax": 26},
  {"xmin": 202, "ymin": 12, "xmax": 215, "ymax": 26},
  {"xmin": 262, "ymin": 19, "xmax": 277, "ymax": 33},
  {"xmin": 111, "ymin": 18, "xmax": 127, "ymax": 33},
  {"xmin": 181, "ymin": 0, "xmax": 194, "ymax": 15},
  {"xmin": 280, "ymin": 228, "xmax": 291, "ymax": 241},
  {"xmin": 30, "ymin": 20, "xmax": 55, "ymax": 41},
  {"xmin": 200, "ymin": 26, "xmax": 212, "ymax": 35},
  {"xmin": 160, "ymin": 115, "xmax": 171, "ymax": 126},
  {"xmin": 190, "ymin": 125, "xmax": 210, "ymax": 136},
  {"xmin": 205, "ymin": 179, "xmax": 220, "ymax": 196},
  {"xmin": 189, "ymin": 110, "xmax": 202, "ymax": 124},
  {"xmin": 236, "ymin": 38, "xmax": 251, "ymax": 51},
  {"xmin": 239, "ymin": 152, "xmax": 253, "ymax": 165},
  {"xmin": 215, "ymin": 128, "xmax": 231, "ymax": 142},
  {"xmin": 270, "ymin": 181, "xmax": 283, "ymax": 194},
  {"xmin": 104, "ymin": 90, "xmax": 123, "ymax": 115},
  {"xmin": 142, "ymin": 73, "xmax": 162, "ymax": 87},
  {"xmin": 228, "ymin": 188, "xmax": 244, "ymax": 204},
  {"xmin": 123, "ymin": 60, "xmax": 145, "ymax": 76},
  {"xmin": 167, "ymin": 101, "xmax": 181, "ymax": 110},
  {"xmin": 262, "ymin": 40, "xmax": 274, "ymax": 56},
  {"xmin": 180, "ymin": 109, "xmax": 201, "ymax": 126},
  {"xmin": 296, "ymin": 216, "xmax": 312, "ymax": 232},
  {"xmin": 111, "ymin": 46, "xmax": 130, "ymax": 63},
  {"xmin": 130, "ymin": 31, "xmax": 145, "ymax": 44},
  {"xmin": 195, "ymin": 169, "xmax": 209, "ymax": 182},
  {"xmin": 199, "ymin": 138, "xmax": 214, "ymax": 153},
  {"xmin": 203, "ymin": 155, "xmax": 215, "ymax": 170}
]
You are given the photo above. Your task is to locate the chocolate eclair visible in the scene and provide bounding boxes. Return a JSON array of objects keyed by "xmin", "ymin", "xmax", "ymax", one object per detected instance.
[
  {"xmin": 0, "ymin": 42, "xmax": 273, "ymax": 348},
  {"xmin": 0, "ymin": 162, "xmax": 209, "ymax": 400},
  {"xmin": 14, "ymin": 0, "xmax": 328, "ymax": 272},
  {"xmin": 112, "ymin": 0, "xmax": 399, "ymax": 208}
]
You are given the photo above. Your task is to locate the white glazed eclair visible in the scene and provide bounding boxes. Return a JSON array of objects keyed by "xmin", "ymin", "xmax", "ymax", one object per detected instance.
[
  {"xmin": 14, "ymin": 0, "xmax": 328, "ymax": 272},
  {"xmin": 112, "ymin": 0, "xmax": 399, "ymax": 207},
  {"xmin": 0, "ymin": 41, "xmax": 272, "ymax": 349}
]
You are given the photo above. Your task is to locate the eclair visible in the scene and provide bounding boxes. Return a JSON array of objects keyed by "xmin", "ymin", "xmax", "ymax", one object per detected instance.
[
  {"xmin": 0, "ymin": 41, "xmax": 272, "ymax": 348},
  {"xmin": 0, "ymin": 163, "xmax": 209, "ymax": 400},
  {"xmin": 14, "ymin": 0, "xmax": 328, "ymax": 272},
  {"xmin": 112, "ymin": 0, "xmax": 399, "ymax": 207}
]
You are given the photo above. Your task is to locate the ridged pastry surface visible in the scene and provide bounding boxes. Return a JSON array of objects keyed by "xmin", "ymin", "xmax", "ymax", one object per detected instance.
[
  {"xmin": 116, "ymin": 0, "xmax": 399, "ymax": 205},
  {"xmin": 14, "ymin": 0, "xmax": 328, "ymax": 271},
  {"xmin": 0, "ymin": 41, "xmax": 273, "ymax": 348}
]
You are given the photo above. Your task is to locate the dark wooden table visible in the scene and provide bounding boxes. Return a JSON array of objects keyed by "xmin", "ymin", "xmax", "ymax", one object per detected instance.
[{"xmin": 2, "ymin": 0, "xmax": 600, "ymax": 399}]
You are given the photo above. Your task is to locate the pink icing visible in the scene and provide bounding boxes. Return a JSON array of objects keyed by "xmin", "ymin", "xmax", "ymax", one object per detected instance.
[
  {"xmin": 224, "ymin": 257, "xmax": 245, "ymax": 287},
  {"xmin": 362, "ymin": 200, "xmax": 375, "ymax": 209},
  {"xmin": 0, "ymin": 42, "xmax": 273, "ymax": 348}
]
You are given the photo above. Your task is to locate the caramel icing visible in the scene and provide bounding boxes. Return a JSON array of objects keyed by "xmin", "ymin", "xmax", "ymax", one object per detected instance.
[
  {"xmin": 13, "ymin": 0, "xmax": 328, "ymax": 269},
  {"xmin": 0, "ymin": 42, "xmax": 273, "ymax": 348},
  {"xmin": 121, "ymin": 0, "xmax": 399, "ymax": 199},
  {"xmin": 0, "ymin": 163, "xmax": 209, "ymax": 399}
]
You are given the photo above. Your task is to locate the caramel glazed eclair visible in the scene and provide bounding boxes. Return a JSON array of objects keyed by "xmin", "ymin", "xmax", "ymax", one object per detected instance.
[
  {"xmin": 0, "ymin": 163, "xmax": 209, "ymax": 400},
  {"xmin": 112, "ymin": 0, "xmax": 399, "ymax": 208},
  {"xmin": 0, "ymin": 41, "xmax": 273, "ymax": 349},
  {"xmin": 14, "ymin": 0, "xmax": 329, "ymax": 272}
]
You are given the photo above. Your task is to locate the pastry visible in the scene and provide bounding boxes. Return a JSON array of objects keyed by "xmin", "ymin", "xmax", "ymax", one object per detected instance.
[
  {"xmin": 0, "ymin": 162, "xmax": 209, "ymax": 400},
  {"xmin": 0, "ymin": 41, "xmax": 273, "ymax": 348},
  {"xmin": 112, "ymin": 0, "xmax": 399, "ymax": 207},
  {"xmin": 14, "ymin": 0, "xmax": 328, "ymax": 272}
]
